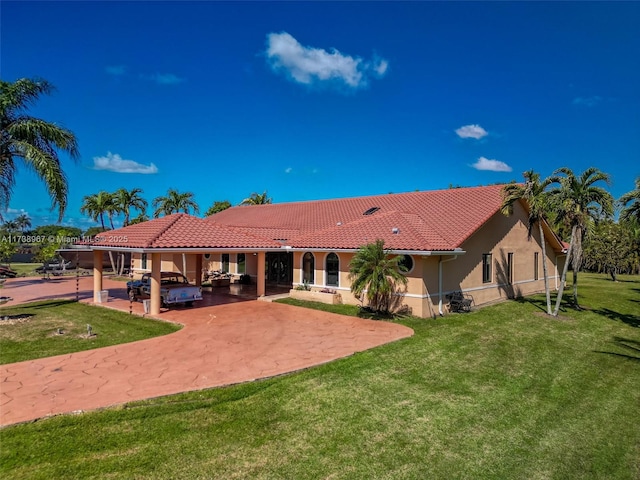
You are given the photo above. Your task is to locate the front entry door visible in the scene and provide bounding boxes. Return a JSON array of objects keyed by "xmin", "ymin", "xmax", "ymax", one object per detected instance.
[{"xmin": 266, "ymin": 252, "xmax": 293, "ymax": 286}]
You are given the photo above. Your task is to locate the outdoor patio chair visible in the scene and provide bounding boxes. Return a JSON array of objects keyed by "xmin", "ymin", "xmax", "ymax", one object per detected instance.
[{"xmin": 447, "ymin": 290, "xmax": 474, "ymax": 313}]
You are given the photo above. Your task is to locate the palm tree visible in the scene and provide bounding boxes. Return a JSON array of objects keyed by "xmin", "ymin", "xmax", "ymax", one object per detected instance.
[
  {"xmin": 348, "ymin": 239, "xmax": 408, "ymax": 314},
  {"xmin": 14, "ymin": 213, "xmax": 31, "ymax": 233},
  {"xmin": 2, "ymin": 219, "xmax": 18, "ymax": 233},
  {"xmin": 619, "ymin": 176, "xmax": 640, "ymax": 224},
  {"xmin": 104, "ymin": 195, "xmax": 120, "ymax": 229},
  {"xmin": 240, "ymin": 191, "xmax": 272, "ymax": 206},
  {"xmin": 80, "ymin": 191, "xmax": 115, "ymax": 231},
  {"xmin": 501, "ymin": 170, "xmax": 553, "ymax": 315},
  {"xmin": 152, "ymin": 189, "xmax": 199, "ymax": 217},
  {"xmin": 114, "ymin": 187, "xmax": 148, "ymax": 227},
  {"xmin": 0, "ymin": 78, "xmax": 79, "ymax": 221},
  {"xmin": 548, "ymin": 167, "xmax": 614, "ymax": 314}
]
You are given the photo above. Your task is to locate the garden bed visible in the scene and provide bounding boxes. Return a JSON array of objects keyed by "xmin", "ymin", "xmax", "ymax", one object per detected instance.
[{"xmin": 289, "ymin": 288, "xmax": 342, "ymax": 305}]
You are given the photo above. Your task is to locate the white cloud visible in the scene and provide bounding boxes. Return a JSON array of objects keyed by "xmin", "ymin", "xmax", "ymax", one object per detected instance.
[
  {"xmin": 105, "ymin": 65, "xmax": 126, "ymax": 76},
  {"xmin": 285, "ymin": 167, "xmax": 293, "ymax": 174},
  {"xmin": 92, "ymin": 152, "xmax": 158, "ymax": 174},
  {"xmin": 372, "ymin": 56, "xmax": 389, "ymax": 76},
  {"xmin": 265, "ymin": 32, "xmax": 388, "ymax": 89},
  {"xmin": 472, "ymin": 156, "xmax": 512, "ymax": 172},
  {"xmin": 146, "ymin": 73, "xmax": 186, "ymax": 85},
  {"xmin": 572, "ymin": 96, "xmax": 602, "ymax": 107},
  {"xmin": 5, "ymin": 208, "xmax": 29, "ymax": 216},
  {"xmin": 455, "ymin": 124, "xmax": 488, "ymax": 139}
]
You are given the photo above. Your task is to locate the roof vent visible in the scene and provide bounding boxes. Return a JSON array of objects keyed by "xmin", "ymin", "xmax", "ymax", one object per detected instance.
[
  {"xmin": 392, "ymin": 227, "xmax": 400, "ymax": 234},
  {"xmin": 336, "ymin": 222, "xmax": 342, "ymax": 226},
  {"xmin": 363, "ymin": 206, "xmax": 380, "ymax": 216}
]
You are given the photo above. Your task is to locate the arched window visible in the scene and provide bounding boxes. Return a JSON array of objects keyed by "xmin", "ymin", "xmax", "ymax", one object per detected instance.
[
  {"xmin": 303, "ymin": 252, "xmax": 315, "ymax": 284},
  {"xmin": 326, "ymin": 253, "xmax": 339, "ymax": 287}
]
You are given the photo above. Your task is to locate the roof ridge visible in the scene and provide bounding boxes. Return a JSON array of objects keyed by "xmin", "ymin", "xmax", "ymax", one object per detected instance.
[
  {"xmin": 208, "ymin": 184, "xmax": 509, "ymax": 213},
  {"xmin": 397, "ymin": 212, "xmax": 450, "ymax": 248},
  {"xmin": 146, "ymin": 213, "xmax": 187, "ymax": 248}
]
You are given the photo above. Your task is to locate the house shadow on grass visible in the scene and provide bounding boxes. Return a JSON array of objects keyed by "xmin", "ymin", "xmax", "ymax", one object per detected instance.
[
  {"xmin": 593, "ymin": 307, "xmax": 640, "ymax": 329},
  {"xmin": 515, "ymin": 296, "xmax": 549, "ymax": 314},
  {"xmin": 595, "ymin": 337, "xmax": 640, "ymax": 362}
]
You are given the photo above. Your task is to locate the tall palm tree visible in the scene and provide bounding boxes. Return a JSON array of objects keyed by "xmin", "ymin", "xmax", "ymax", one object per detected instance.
[
  {"xmin": 14, "ymin": 213, "xmax": 31, "ymax": 233},
  {"xmin": 619, "ymin": 176, "xmax": 640, "ymax": 224},
  {"xmin": 501, "ymin": 170, "xmax": 553, "ymax": 315},
  {"xmin": 240, "ymin": 191, "xmax": 272, "ymax": 206},
  {"xmin": 348, "ymin": 239, "xmax": 408, "ymax": 313},
  {"xmin": 80, "ymin": 191, "xmax": 115, "ymax": 231},
  {"xmin": 104, "ymin": 195, "xmax": 120, "ymax": 229},
  {"xmin": 152, "ymin": 189, "xmax": 199, "ymax": 217},
  {"xmin": 548, "ymin": 167, "xmax": 614, "ymax": 314},
  {"xmin": 114, "ymin": 187, "xmax": 148, "ymax": 227},
  {"xmin": 0, "ymin": 78, "xmax": 79, "ymax": 221}
]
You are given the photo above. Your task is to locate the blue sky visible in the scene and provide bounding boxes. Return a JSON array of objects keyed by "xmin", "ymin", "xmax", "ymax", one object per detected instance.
[{"xmin": 2, "ymin": 1, "xmax": 639, "ymax": 229}]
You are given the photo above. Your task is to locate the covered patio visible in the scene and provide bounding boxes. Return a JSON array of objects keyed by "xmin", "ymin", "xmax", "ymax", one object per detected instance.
[{"xmin": 87, "ymin": 213, "xmax": 290, "ymax": 315}]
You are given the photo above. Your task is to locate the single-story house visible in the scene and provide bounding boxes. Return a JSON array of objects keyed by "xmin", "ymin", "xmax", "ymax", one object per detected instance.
[{"xmin": 87, "ymin": 184, "xmax": 566, "ymax": 317}]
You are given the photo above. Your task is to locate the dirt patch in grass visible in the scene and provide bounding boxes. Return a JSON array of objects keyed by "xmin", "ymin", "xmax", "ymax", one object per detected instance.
[{"xmin": 532, "ymin": 311, "xmax": 573, "ymax": 321}]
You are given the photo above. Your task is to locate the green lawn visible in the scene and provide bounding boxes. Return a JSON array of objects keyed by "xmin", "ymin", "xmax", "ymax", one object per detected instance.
[
  {"xmin": 1, "ymin": 273, "xmax": 639, "ymax": 479},
  {"xmin": 0, "ymin": 300, "xmax": 180, "ymax": 364},
  {"xmin": 1, "ymin": 262, "xmax": 41, "ymax": 277}
]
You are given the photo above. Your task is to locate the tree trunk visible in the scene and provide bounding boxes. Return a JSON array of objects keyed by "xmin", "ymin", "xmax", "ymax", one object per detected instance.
[
  {"xmin": 108, "ymin": 251, "xmax": 116, "ymax": 274},
  {"xmin": 571, "ymin": 226, "xmax": 583, "ymax": 308},
  {"xmin": 553, "ymin": 225, "xmax": 577, "ymax": 317},
  {"xmin": 539, "ymin": 222, "xmax": 552, "ymax": 315}
]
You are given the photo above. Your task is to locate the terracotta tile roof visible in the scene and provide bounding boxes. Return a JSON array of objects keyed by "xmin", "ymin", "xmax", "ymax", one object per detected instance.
[
  {"xmin": 88, "ymin": 213, "xmax": 282, "ymax": 249},
  {"xmin": 207, "ymin": 184, "xmax": 508, "ymax": 251},
  {"xmin": 87, "ymin": 185, "xmax": 548, "ymax": 252}
]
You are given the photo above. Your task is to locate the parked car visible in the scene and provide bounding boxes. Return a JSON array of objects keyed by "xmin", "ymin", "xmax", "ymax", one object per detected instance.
[{"xmin": 127, "ymin": 272, "xmax": 203, "ymax": 307}]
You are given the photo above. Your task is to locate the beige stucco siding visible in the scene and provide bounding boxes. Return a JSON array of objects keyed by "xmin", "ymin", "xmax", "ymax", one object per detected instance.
[{"xmin": 450, "ymin": 201, "xmax": 559, "ymax": 306}]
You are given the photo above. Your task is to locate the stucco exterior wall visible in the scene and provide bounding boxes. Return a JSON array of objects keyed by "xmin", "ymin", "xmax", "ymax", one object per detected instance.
[
  {"xmin": 125, "ymin": 201, "xmax": 560, "ymax": 318},
  {"xmin": 447, "ymin": 200, "xmax": 560, "ymax": 307}
]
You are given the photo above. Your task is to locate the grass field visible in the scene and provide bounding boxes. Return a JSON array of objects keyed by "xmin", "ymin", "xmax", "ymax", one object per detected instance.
[
  {"xmin": 0, "ymin": 300, "xmax": 180, "ymax": 364},
  {"xmin": 1, "ymin": 273, "xmax": 639, "ymax": 479},
  {"xmin": 1, "ymin": 262, "xmax": 41, "ymax": 277}
]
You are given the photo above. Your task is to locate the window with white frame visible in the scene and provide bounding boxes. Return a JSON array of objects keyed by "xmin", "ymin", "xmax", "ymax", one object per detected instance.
[
  {"xmin": 303, "ymin": 252, "xmax": 315, "ymax": 284},
  {"xmin": 326, "ymin": 253, "xmax": 339, "ymax": 287}
]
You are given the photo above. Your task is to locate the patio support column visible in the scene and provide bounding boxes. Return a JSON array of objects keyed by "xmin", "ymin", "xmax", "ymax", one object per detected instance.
[
  {"xmin": 150, "ymin": 252, "xmax": 161, "ymax": 315},
  {"xmin": 257, "ymin": 251, "xmax": 266, "ymax": 297},
  {"xmin": 195, "ymin": 254, "xmax": 202, "ymax": 287},
  {"xmin": 93, "ymin": 249, "xmax": 103, "ymax": 303}
]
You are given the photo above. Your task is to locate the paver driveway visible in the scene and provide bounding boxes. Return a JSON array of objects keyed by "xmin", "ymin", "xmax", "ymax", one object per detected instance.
[{"xmin": 0, "ymin": 276, "xmax": 413, "ymax": 426}]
